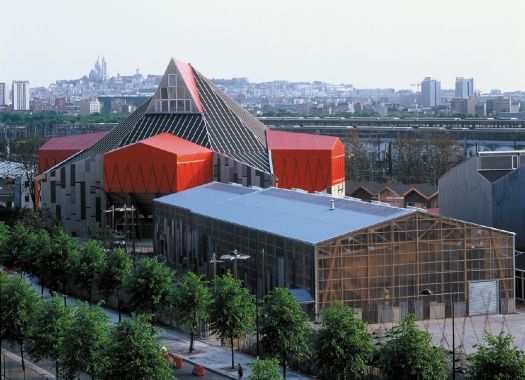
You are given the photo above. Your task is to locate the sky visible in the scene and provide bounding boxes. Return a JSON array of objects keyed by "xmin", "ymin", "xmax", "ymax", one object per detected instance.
[{"xmin": 2, "ymin": 0, "xmax": 525, "ymax": 92}]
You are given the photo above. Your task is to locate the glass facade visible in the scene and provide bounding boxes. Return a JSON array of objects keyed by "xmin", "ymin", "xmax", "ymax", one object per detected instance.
[
  {"xmin": 317, "ymin": 213, "xmax": 514, "ymax": 322},
  {"xmin": 154, "ymin": 203, "xmax": 514, "ymax": 323}
]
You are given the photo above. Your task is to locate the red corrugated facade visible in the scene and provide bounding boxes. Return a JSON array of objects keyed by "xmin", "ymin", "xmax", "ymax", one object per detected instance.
[
  {"xmin": 38, "ymin": 132, "xmax": 107, "ymax": 173},
  {"xmin": 266, "ymin": 130, "xmax": 345, "ymax": 193},
  {"xmin": 103, "ymin": 133, "xmax": 213, "ymax": 194}
]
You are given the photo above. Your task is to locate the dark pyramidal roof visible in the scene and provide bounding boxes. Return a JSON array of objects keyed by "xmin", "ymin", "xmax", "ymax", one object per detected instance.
[{"xmin": 63, "ymin": 58, "xmax": 271, "ymax": 174}]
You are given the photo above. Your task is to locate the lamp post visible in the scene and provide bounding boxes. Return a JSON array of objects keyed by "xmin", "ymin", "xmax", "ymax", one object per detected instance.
[
  {"xmin": 420, "ymin": 288, "xmax": 455, "ymax": 380},
  {"xmin": 219, "ymin": 249, "xmax": 261, "ymax": 359}
]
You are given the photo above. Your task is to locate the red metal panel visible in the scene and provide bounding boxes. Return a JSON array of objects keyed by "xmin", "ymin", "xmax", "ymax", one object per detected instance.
[
  {"xmin": 268, "ymin": 131, "xmax": 346, "ymax": 192},
  {"xmin": 174, "ymin": 59, "xmax": 203, "ymax": 114},
  {"xmin": 38, "ymin": 132, "xmax": 107, "ymax": 173},
  {"xmin": 104, "ymin": 133, "xmax": 213, "ymax": 194}
]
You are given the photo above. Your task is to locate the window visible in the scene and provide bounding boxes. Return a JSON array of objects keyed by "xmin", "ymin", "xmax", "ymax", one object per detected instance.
[{"xmin": 25, "ymin": 195, "xmax": 29, "ymax": 203}]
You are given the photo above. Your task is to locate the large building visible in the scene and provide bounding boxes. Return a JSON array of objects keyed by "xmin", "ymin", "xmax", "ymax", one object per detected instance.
[
  {"xmin": 420, "ymin": 77, "xmax": 441, "ymax": 108},
  {"xmin": 39, "ymin": 58, "xmax": 345, "ymax": 236},
  {"xmin": 0, "ymin": 82, "xmax": 6, "ymax": 106},
  {"xmin": 154, "ymin": 182, "xmax": 515, "ymax": 322},
  {"xmin": 486, "ymin": 97, "xmax": 511, "ymax": 115},
  {"xmin": 12, "ymin": 80, "xmax": 30, "ymax": 111},
  {"xmin": 451, "ymin": 97, "xmax": 475, "ymax": 115},
  {"xmin": 439, "ymin": 150, "xmax": 525, "ymax": 250},
  {"xmin": 79, "ymin": 99, "xmax": 102, "ymax": 115},
  {"xmin": 455, "ymin": 77, "xmax": 474, "ymax": 98}
]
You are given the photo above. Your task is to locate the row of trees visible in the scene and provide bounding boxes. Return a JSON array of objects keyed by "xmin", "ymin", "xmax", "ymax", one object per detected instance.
[
  {"xmin": 345, "ymin": 130, "xmax": 464, "ymax": 184},
  {"xmin": 0, "ymin": 273, "xmax": 174, "ymax": 379},
  {"xmin": 2, "ymin": 220, "xmax": 524, "ymax": 379},
  {"xmin": 0, "ymin": 110, "xmax": 128, "ymax": 127}
]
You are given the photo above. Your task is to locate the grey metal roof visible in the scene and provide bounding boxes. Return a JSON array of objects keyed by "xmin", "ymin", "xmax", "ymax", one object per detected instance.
[
  {"xmin": 154, "ymin": 182, "xmax": 415, "ymax": 244},
  {"xmin": 0, "ymin": 161, "xmax": 25, "ymax": 178}
]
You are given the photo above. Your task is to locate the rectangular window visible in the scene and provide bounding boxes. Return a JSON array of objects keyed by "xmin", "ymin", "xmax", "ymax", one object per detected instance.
[
  {"xmin": 80, "ymin": 182, "xmax": 86, "ymax": 220},
  {"xmin": 161, "ymin": 87, "xmax": 168, "ymax": 99},
  {"xmin": 168, "ymin": 74, "xmax": 177, "ymax": 87},
  {"xmin": 60, "ymin": 167, "xmax": 66, "ymax": 188},
  {"xmin": 70, "ymin": 164, "xmax": 76, "ymax": 186},
  {"xmin": 51, "ymin": 181, "xmax": 56, "ymax": 203}
]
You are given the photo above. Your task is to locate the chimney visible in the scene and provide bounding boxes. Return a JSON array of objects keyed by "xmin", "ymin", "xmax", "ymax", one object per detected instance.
[{"xmin": 330, "ymin": 199, "xmax": 335, "ymax": 210}]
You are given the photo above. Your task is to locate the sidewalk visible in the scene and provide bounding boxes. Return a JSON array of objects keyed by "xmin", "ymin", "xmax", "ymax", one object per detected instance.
[{"xmin": 8, "ymin": 268, "xmax": 312, "ymax": 380}]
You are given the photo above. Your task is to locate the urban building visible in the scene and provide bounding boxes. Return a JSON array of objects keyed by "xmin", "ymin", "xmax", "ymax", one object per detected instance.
[
  {"xmin": 451, "ymin": 97, "xmax": 475, "ymax": 115},
  {"xmin": 345, "ymin": 180, "xmax": 438, "ymax": 210},
  {"xmin": 420, "ymin": 77, "xmax": 441, "ymax": 108},
  {"xmin": 154, "ymin": 182, "xmax": 515, "ymax": 322},
  {"xmin": 516, "ymin": 253, "xmax": 525, "ymax": 302},
  {"xmin": 455, "ymin": 77, "xmax": 474, "ymax": 98},
  {"xmin": 0, "ymin": 82, "xmax": 6, "ymax": 106},
  {"xmin": 12, "ymin": 80, "xmax": 30, "ymax": 111},
  {"xmin": 37, "ymin": 132, "xmax": 107, "ymax": 173},
  {"xmin": 439, "ymin": 150, "xmax": 525, "ymax": 250},
  {"xmin": 39, "ymin": 58, "xmax": 345, "ymax": 236},
  {"xmin": 486, "ymin": 97, "xmax": 511, "ymax": 115},
  {"xmin": 79, "ymin": 99, "xmax": 102, "ymax": 115}
]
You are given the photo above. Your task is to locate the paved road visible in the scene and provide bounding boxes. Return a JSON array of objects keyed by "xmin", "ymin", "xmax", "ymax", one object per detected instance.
[{"xmin": 173, "ymin": 360, "xmax": 230, "ymax": 380}]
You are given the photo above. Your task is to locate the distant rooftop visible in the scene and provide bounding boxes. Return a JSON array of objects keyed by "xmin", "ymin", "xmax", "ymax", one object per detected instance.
[{"xmin": 155, "ymin": 182, "xmax": 415, "ymax": 244}]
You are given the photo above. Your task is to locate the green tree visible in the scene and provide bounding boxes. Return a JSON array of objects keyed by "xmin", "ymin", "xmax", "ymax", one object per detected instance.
[
  {"xmin": 32, "ymin": 229, "xmax": 54, "ymax": 296},
  {"xmin": 171, "ymin": 271, "xmax": 212, "ymax": 353},
  {"xmin": 127, "ymin": 257, "xmax": 174, "ymax": 322},
  {"xmin": 27, "ymin": 294, "xmax": 73, "ymax": 378},
  {"xmin": 260, "ymin": 288, "xmax": 310, "ymax": 379},
  {"xmin": 0, "ymin": 221, "xmax": 9, "ymax": 257},
  {"xmin": 249, "ymin": 358, "xmax": 283, "ymax": 380},
  {"xmin": 2, "ymin": 222, "xmax": 31, "ymax": 268},
  {"xmin": 101, "ymin": 314, "xmax": 174, "ymax": 380},
  {"xmin": 76, "ymin": 240, "xmax": 106, "ymax": 303},
  {"xmin": 0, "ymin": 272, "xmax": 41, "ymax": 372},
  {"xmin": 41, "ymin": 230, "xmax": 78, "ymax": 297},
  {"xmin": 469, "ymin": 331, "xmax": 525, "ymax": 380},
  {"xmin": 313, "ymin": 301, "xmax": 374, "ymax": 380},
  {"xmin": 97, "ymin": 247, "xmax": 132, "ymax": 321},
  {"xmin": 60, "ymin": 302, "xmax": 110, "ymax": 379},
  {"xmin": 378, "ymin": 313, "xmax": 448, "ymax": 380},
  {"xmin": 209, "ymin": 273, "xmax": 256, "ymax": 369}
]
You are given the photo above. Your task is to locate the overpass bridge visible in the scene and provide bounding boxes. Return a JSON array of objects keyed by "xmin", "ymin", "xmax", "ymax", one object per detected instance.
[{"xmin": 259, "ymin": 116, "xmax": 525, "ymax": 129}]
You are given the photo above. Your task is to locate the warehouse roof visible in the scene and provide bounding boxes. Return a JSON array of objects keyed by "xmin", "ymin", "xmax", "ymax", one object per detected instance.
[{"xmin": 154, "ymin": 182, "xmax": 415, "ymax": 244}]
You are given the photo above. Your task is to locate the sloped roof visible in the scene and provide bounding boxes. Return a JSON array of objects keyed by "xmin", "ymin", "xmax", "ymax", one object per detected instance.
[
  {"xmin": 39, "ymin": 132, "xmax": 107, "ymax": 151},
  {"xmin": 50, "ymin": 58, "xmax": 271, "ymax": 175},
  {"xmin": 155, "ymin": 182, "xmax": 415, "ymax": 245},
  {"xmin": 108, "ymin": 132, "xmax": 212, "ymax": 156},
  {"xmin": 266, "ymin": 130, "xmax": 340, "ymax": 150},
  {"xmin": 346, "ymin": 179, "xmax": 438, "ymax": 198}
]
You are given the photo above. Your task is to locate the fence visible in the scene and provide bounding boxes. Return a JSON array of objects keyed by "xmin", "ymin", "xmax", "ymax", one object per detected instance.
[{"xmin": 1, "ymin": 348, "xmax": 54, "ymax": 379}]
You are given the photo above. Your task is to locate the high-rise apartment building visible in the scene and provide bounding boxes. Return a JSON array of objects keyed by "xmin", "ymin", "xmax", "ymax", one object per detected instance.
[
  {"xmin": 455, "ymin": 77, "xmax": 474, "ymax": 98},
  {"xmin": 486, "ymin": 97, "xmax": 511, "ymax": 115},
  {"xmin": 420, "ymin": 77, "xmax": 441, "ymax": 108},
  {"xmin": 12, "ymin": 81, "xmax": 30, "ymax": 111},
  {"xmin": 0, "ymin": 83, "xmax": 6, "ymax": 106},
  {"xmin": 451, "ymin": 97, "xmax": 475, "ymax": 115}
]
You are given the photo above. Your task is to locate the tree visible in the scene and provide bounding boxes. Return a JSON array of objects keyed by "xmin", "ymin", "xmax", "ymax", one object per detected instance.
[
  {"xmin": 2, "ymin": 222, "xmax": 31, "ymax": 268},
  {"xmin": 209, "ymin": 273, "xmax": 256, "ymax": 369},
  {"xmin": 469, "ymin": 331, "xmax": 525, "ymax": 380},
  {"xmin": 76, "ymin": 240, "xmax": 106, "ymax": 303},
  {"xmin": 127, "ymin": 257, "xmax": 174, "ymax": 322},
  {"xmin": 101, "ymin": 314, "xmax": 174, "ymax": 379},
  {"xmin": 27, "ymin": 294, "xmax": 73, "ymax": 378},
  {"xmin": 250, "ymin": 358, "xmax": 283, "ymax": 380},
  {"xmin": 313, "ymin": 301, "xmax": 374, "ymax": 380},
  {"xmin": 8, "ymin": 133, "xmax": 46, "ymax": 209},
  {"xmin": 0, "ymin": 272, "xmax": 41, "ymax": 373},
  {"xmin": 171, "ymin": 271, "xmax": 212, "ymax": 353},
  {"xmin": 260, "ymin": 288, "xmax": 310, "ymax": 379},
  {"xmin": 378, "ymin": 313, "xmax": 448, "ymax": 380},
  {"xmin": 41, "ymin": 230, "xmax": 78, "ymax": 297},
  {"xmin": 344, "ymin": 129, "xmax": 372, "ymax": 181},
  {"xmin": 60, "ymin": 302, "xmax": 110, "ymax": 379},
  {"xmin": 97, "ymin": 247, "xmax": 132, "ymax": 321},
  {"xmin": 32, "ymin": 228, "xmax": 54, "ymax": 296},
  {"xmin": 0, "ymin": 221, "xmax": 10, "ymax": 259}
]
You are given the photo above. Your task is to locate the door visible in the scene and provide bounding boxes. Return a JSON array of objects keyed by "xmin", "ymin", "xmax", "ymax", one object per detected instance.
[{"xmin": 468, "ymin": 280, "xmax": 499, "ymax": 316}]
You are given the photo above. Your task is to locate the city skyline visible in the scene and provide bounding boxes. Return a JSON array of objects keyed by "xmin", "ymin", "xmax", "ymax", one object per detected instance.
[{"xmin": 2, "ymin": 0, "xmax": 524, "ymax": 92}]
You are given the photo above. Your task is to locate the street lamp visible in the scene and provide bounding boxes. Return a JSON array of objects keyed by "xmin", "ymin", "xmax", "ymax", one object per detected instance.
[
  {"xmin": 209, "ymin": 252, "xmax": 223, "ymax": 281},
  {"xmin": 420, "ymin": 288, "xmax": 456, "ymax": 380},
  {"xmin": 217, "ymin": 249, "xmax": 262, "ymax": 359}
]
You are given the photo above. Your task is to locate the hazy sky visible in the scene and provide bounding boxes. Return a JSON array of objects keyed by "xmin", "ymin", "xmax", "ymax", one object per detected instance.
[{"xmin": 2, "ymin": 0, "xmax": 524, "ymax": 91}]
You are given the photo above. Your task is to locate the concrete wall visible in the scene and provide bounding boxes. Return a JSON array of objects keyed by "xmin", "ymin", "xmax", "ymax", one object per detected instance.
[
  {"xmin": 492, "ymin": 166, "xmax": 525, "ymax": 249},
  {"xmin": 439, "ymin": 157, "xmax": 493, "ymax": 227}
]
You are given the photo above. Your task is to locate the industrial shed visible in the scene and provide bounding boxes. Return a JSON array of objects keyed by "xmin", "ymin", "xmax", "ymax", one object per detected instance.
[{"xmin": 154, "ymin": 182, "xmax": 515, "ymax": 323}]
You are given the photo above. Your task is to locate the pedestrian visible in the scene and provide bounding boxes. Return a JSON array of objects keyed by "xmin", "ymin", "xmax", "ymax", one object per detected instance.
[{"xmin": 238, "ymin": 363, "xmax": 244, "ymax": 380}]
